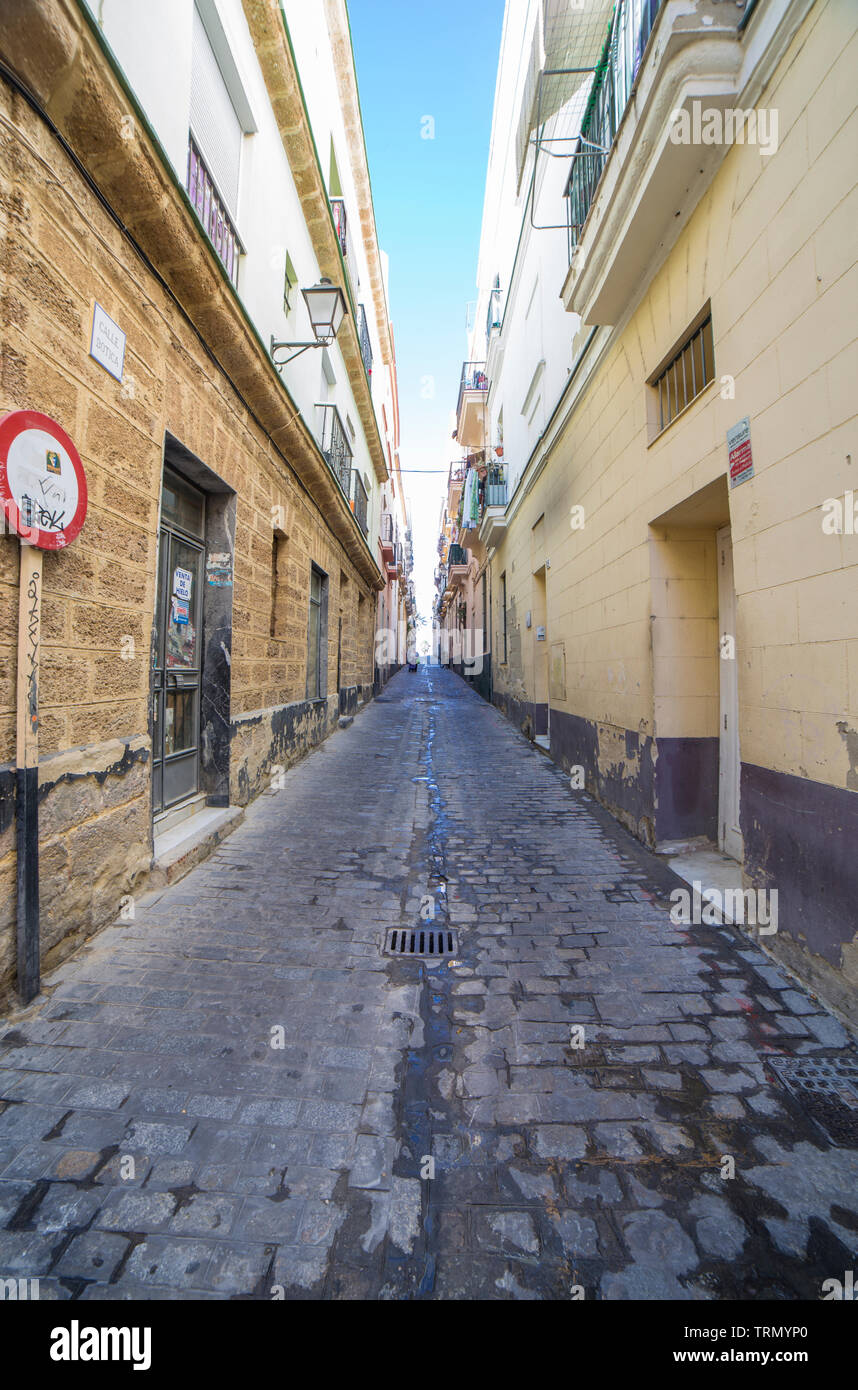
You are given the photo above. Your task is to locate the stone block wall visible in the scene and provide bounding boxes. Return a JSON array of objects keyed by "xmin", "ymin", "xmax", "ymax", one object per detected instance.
[{"xmin": 0, "ymin": 71, "xmax": 379, "ymax": 997}]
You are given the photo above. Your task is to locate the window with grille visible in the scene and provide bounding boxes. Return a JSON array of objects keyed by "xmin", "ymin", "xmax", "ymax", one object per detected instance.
[
  {"xmin": 187, "ymin": 3, "xmax": 246, "ymax": 283},
  {"xmin": 651, "ymin": 314, "xmax": 715, "ymax": 434},
  {"xmin": 307, "ymin": 565, "xmax": 328, "ymax": 700},
  {"xmin": 191, "ymin": 3, "xmax": 242, "ymax": 212}
]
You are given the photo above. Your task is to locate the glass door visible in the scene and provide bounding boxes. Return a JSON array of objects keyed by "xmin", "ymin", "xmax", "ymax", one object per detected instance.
[{"xmin": 152, "ymin": 473, "xmax": 205, "ymax": 817}]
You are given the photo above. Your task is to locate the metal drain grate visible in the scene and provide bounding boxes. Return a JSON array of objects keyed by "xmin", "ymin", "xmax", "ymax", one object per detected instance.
[
  {"xmin": 385, "ymin": 928, "xmax": 458, "ymax": 958},
  {"xmin": 768, "ymin": 1055, "xmax": 858, "ymax": 1146}
]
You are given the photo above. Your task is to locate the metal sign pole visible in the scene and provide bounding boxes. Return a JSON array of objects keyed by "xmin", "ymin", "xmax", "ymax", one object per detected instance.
[
  {"xmin": 15, "ymin": 540, "xmax": 43, "ymax": 1003},
  {"xmin": 1, "ymin": 408, "xmax": 89, "ymax": 1005}
]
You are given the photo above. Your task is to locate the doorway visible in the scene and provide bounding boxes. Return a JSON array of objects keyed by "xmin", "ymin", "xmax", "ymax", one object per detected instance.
[
  {"xmin": 717, "ymin": 524, "xmax": 742, "ymax": 859},
  {"xmin": 532, "ymin": 564, "xmax": 549, "ymax": 745},
  {"xmin": 152, "ymin": 470, "xmax": 206, "ymax": 816}
]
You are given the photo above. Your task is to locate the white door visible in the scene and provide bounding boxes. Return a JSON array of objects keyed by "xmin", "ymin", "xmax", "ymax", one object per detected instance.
[{"xmin": 717, "ymin": 526, "xmax": 742, "ymax": 860}]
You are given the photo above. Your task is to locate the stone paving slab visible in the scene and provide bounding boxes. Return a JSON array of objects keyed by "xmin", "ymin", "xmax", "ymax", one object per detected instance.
[{"xmin": 0, "ymin": 667, "xmax": 857, "ymax": 1299}]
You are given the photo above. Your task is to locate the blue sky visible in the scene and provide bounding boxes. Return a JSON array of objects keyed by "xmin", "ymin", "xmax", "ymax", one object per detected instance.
[{"xmin": 347, "ymin": 0, "xmax": 504, "ymax": 628}]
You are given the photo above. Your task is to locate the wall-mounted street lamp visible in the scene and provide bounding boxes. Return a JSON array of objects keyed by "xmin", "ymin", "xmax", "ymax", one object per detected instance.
[{"xmin": 270, "ymin": 277, "xmax": 349, "ymax": 368}]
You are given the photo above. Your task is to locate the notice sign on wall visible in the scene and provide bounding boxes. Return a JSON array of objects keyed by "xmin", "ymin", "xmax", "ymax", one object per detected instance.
[
  {"xmin": 727, "ymin": 416, "xmax": 754, "ymax": 488},
  {"xmin": 89, "ymin": 302, "xmax": 126, "ymax": 382}
]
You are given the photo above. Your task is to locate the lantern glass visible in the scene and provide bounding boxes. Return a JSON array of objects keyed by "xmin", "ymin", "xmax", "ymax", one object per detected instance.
[{"xmin": 302, "ymin": 279, "xmax": 347, "ymax": 343}]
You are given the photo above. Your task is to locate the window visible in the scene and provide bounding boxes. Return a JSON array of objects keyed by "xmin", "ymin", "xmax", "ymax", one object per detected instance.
[
  {"xmin": 283, "ymin": 252, "xmax": 298, "ymax": 313},
  {"xmin": 651, "ymin": 314, "xmax": 715, "ymax": 433},
  {"xmin": 191, "ymin": 4, "xmax": 242, "ymax": 211},
  {"xmin": 307, "ymin": 565, "xmax": 328, "ymax": 700},
  {"xmin": 270, "ymin": 532, "xmax": 287, "ymax": 639},
  {"xmin": 188, "ymin": 3, "xmax": 247, "ymax": 283},
  {"xmin": 500, "ymin": 572, "xmax": 508, "ymax": 664},
  {"xmin": 329, "ymin": 138, "xmax": 343, "ymax": 197}
]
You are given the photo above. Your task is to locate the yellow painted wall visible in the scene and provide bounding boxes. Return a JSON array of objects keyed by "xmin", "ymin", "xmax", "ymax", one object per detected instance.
[{"xmin": 492, "ymin": 0, "xmax": 857, "ymax": 795}]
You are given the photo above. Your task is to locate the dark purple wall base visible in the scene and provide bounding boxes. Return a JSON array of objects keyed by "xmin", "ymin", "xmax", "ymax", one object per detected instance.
[
  {"xmin": 491, "ymin": 704, "xmax": 718, "ymax": 847},
  {"xmin": 742, "ymin": 761, "xmax": 858, "ymax": 966},
  {"xmin": 492, "ymin": 691, "xmax": 545, "ymax": 741},
  {"xmin": 546, "ymin": 707, "xmax": 655, "ymax": 839},
  {"xmin": 655, "ymin": 737, "xmax": 719, "ymax": 843}
]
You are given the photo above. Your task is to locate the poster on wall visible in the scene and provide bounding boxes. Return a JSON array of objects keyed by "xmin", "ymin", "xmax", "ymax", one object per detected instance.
[
  {"xmin": 727, "ymin": 417, "xmax": 754, "ymax": 488},
  {"xmin": 173, "ymin": 566, "xmax": 193, "ymax": 601}
]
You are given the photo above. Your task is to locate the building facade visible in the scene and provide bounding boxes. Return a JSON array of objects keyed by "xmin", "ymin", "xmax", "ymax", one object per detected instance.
[
  {"xmin": 448, "ymin": 0, "xmax": 858, "ymax": 1021},
  {"xmin": 0, "ymin": 0, "xmax": 406, "ymax": 996}
]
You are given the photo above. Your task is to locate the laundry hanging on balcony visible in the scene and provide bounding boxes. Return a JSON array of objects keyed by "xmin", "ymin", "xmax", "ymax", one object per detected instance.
[{"xmin": 461, "ymin": 466, "xmax": 481, "ymax": 531}]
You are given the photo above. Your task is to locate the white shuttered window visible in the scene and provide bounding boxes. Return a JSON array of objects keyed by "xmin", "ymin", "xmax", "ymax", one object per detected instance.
[{"xmin": 190, "ymin": 3, "xmax": 242, "ymax": 213}]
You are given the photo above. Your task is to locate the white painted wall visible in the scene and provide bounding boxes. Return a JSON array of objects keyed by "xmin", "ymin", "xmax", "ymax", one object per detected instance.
[
  {"xmin": 467, "ymin": 0, "xmax": 586, "ymax": 502},
  {"xmin": 83, "ymin": 0, "xmax": 391, "ymax": 544}
]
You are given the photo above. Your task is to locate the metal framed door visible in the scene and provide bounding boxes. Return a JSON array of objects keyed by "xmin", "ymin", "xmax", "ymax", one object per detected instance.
[{"xmin": 152, "ymin": 474, "xmax": 205, "ymax": 817}]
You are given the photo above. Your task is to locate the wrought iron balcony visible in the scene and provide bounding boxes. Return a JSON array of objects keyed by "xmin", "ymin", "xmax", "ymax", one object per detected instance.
[
  {"xmin": 330, "ymin": 197, "xmax": 348, "ymax": 260},
  {"xmin": 456, "ymin": 363, "xmax": 489, "ymax": 450},
  {"xmin": 352, "ymin": 471, "xmax": 368, "ymax": 538},
  {"xmin": 187, "ymin": 136, "xmax": 242, "ymax": 285},
  {"xmin": 565, "ymin": 0, "xmax": 663, "ymax": 259},
  {"xmin": 357, "ymin": 304, "xmax": 373, "ymax": 380},
  {"xmin": 317, "ymin": 403, "xmax": 353, "ymax": 496},
  {"xmin": 448, "ymin": 543, "xmax": 468, "ymax": 567},
  {"xmin": 483, "ymin": 463, "xmax": 507, "ymax": 510},
  {"xmin": 486, "ymin": 279, "xmax": 503, "ymax": 339},
  {"xmin": 456, "ymin": 362, "xmax": 489, "ymax": 415},
  {"xmin": 330, "ymin": 197, "xmax": 359, "ymax": 292}
]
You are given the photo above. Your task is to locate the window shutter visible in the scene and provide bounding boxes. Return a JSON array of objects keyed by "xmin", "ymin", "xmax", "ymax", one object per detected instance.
[{"xmin": 191, "ymin": 3, "xmax": 242, "ymax": 213}]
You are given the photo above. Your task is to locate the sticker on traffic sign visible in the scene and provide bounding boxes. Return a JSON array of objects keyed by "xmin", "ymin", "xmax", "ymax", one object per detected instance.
[{"xmin": 0, "ymin": 410, "xmax": 88, "ymax": 549}]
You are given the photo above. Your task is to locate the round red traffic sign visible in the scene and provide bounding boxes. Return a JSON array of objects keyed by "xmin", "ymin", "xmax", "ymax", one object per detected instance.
[{"xmin": 0, "ymin": 410, "xmax": 88, "ymax": 550}]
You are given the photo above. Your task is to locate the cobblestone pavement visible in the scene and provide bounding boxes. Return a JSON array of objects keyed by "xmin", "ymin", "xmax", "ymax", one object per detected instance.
[{"xmin": 1, "ymin": 666, "xmax": 857, "ymax": 1300}]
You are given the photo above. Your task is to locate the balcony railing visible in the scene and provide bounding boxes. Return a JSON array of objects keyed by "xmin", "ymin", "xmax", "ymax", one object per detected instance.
[
  {"xmin": 565, "ymin": 0, "xmax": 663, "ymax": 259},
  {"xmin": 317, "ymin": 403, "xmax": 353, "ymax": 495},
  {"xmin": 357, "ymin": 304, "xmax": 373, "ymax": 380},
  {"xmin": 483, "ymin": 464, "xmax": 507, "ymax": 510},
  {"xmin": 486, "ymin": 279, "xmax": 503, "ymax": 339},
  {"xmin": 353, "ymin": 471, "xmax": 368, "ymax": 538},
  {"xmin": 187, "ymin": 136, "xmax": 241, "ymax": 285},
  {"xmin": 457, "ymin": 361, "xmax": 489, "ymax": 418},
  {"xmin": 381, "ymin": 511, "xmax": 394, "ymax": 545},
  {"xmin": 330, "ymin": 197, "xmax": 359, "ymax": 292},
  {"xmin": 330, "ymin": 196, "xmax": 348, "ymax": 259},
  {"xmin": 448, "ymin": 543, "xmax": 468, "ymax": 567}
]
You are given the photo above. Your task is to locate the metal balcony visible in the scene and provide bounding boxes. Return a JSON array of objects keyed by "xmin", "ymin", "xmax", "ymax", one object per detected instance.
[
  {"xmin": 330, "ymin": 197, "xmax": 359, "ymax": 292},
  {"xmin": 486, "ymin": 279, "xmax": 503, "ymax": 339},
  {"xmin": 479, "ymin": 464, "xmax": 508, "ymax": 549},
  {"xmin": 455, "ymin": 362, "xmax": 488, "ymax": 449},
  {"xmin": 317, "ymin": 403, "xmax": 353, "ymax": 496},
  {"xmin": 187, "ymin": 137, "xmax": 242, "ymax": 285},
  {"xmin": 357, "ymin": 304, "xmax": 373, "ymax": 380},
  {"xmin": 565, "ymin": 0, "xmax": 664, "ymax": 260},
  {"xmin": 483, "ymin": 464, "xmax": 508, "ymax": 510}
]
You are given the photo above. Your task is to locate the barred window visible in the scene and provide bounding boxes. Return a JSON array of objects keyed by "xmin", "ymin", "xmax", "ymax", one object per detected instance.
[{"xmin": 652, "ymin": 315, "xmax": 714, "ymax": 433}]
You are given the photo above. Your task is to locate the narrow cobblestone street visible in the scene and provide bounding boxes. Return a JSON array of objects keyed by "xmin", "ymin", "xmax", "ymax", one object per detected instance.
[{"xmin": 1, "ymin": 668, "xmax": 856, "ymax": 1301}]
